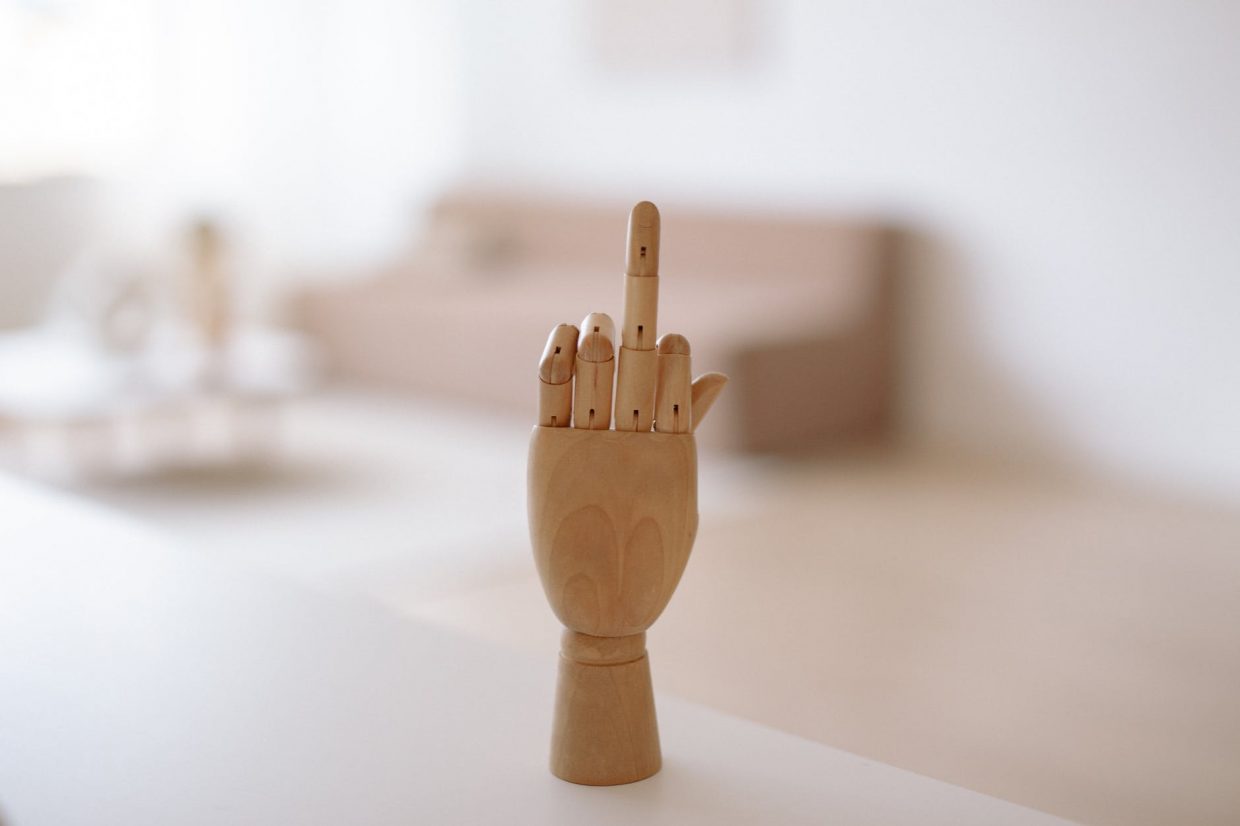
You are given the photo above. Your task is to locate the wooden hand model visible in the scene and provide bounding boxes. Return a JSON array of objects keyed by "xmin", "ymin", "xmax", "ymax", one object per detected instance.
[{"xmin": 528, "ymin": 201, "xmax": 728, "ymax": 785}]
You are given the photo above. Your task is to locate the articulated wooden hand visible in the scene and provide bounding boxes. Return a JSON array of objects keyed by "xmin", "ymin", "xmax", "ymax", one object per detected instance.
[{"xmin": 527, "ymin": 202, "xmax": 727, "ymax": 785}]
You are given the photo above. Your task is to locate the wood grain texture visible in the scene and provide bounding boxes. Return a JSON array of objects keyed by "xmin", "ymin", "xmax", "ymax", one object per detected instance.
[
  {"xmin": 625, "ymin": 201, "xmax": 660, "ymax": 279},
  {"xmin": 539, "ymin": 323, "xmax": 579, "ymax": 384},
  {"xmin": 573, "ymin": 313, "xmax": 616, "ymax": 430},
  {"xmin": 529, "ymin": 425, "xmax": 695, "ymax": 785},
  {"xmin": 690, "ymin": 372, "xmax": 728, "ymax": 432},
  {"xmin": 655, "ymin": 334, "xmax": 692, "ymax": 435},
  {"xmin": 616, "ymin": 203, "xmax": 660, "ymax": 432},
  {"xmin": 527, "ymin": 201, "xmax": 719, "ymax": 786},
  {"xmin": 551, "ymin": 636, "xmax": 661, "ymax": 785},
  {"xmin": 528, "ymin": 426, "xmax": 698, "ymax": 639},
  {"xmin": 576, "ymin": 313, "xmax": 615, "ymax": 362},
  {"xmin": 614, "ymin": 346, "xmax": 657, "ymax": 432},
  {"xmin": 621, "ymin": 275, "xmax": 659, "ymax": 350},
  {"xmin": 539, "ymin": 381, "xmax": 573, "ymax": 428},
  {"xmin": 539, "ymin": 323, "xmax": 578, "ymax": 427}
]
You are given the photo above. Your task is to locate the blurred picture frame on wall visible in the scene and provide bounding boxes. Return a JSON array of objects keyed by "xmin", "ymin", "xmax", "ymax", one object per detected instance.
[{"xmin": 586, "ymin": 0, "xmax": 761, "ymax": 73}]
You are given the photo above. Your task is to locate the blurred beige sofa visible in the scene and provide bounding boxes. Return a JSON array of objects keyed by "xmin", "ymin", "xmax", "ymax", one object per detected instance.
[{"xmin": 293, "ymin": 191, "xmax": 899, "ymax": 451}]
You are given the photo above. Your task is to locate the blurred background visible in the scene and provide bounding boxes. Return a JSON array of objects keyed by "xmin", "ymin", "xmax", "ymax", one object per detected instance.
[{"xmin": 2, "ymin": 1, "xmax": 1238, "ymax": 824}]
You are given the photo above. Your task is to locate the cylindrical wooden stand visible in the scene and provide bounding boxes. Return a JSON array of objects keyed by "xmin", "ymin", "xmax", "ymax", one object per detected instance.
[{"xmin": 550, "ymin": 630, "xmax": 661, "ymax": 785}]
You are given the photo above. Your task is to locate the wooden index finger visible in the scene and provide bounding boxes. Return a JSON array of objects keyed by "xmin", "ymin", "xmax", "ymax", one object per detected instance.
[{"xmin": 615, "ymin": 201, "xmax": 660, "ymax": 431}]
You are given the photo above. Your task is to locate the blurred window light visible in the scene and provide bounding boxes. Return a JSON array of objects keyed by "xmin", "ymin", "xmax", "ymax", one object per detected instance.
[
  {"xmin": 0, "ymin": 0, "xmax": 161, "ymax": 181},
  {"xmin": 0, "ymin": 0, "xmax": 463, "ymax": 268}
]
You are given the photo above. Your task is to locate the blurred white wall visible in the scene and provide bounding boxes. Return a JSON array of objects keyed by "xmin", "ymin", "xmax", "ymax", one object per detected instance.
[
  {"xmin": 0, "ymin": 177, "xmax": 101, "ymax": 327},
  {"xmin": 455, "ymin": 0, "xmax": 1240, "ymax": 500},
  {"xmin": 1, "ymin": 0, "xmax": 463, "ymax": 316},
  {"xmin": 133, "ymin": 0, "xmax": 463, "ymax": 272},
  {"xmin": 5, "ymin": 1, "xmax": 1237, "ymax": 500}
]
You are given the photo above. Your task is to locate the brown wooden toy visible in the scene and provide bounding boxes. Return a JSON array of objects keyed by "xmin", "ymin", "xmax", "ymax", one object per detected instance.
[{"xmin": 528, "ymin": 201, "xmax": 728, "ymax": 785}]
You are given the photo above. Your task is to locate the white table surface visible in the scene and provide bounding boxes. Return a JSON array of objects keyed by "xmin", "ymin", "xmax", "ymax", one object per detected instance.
[{"xmin": 0, "ymin": 476, "xmax": 1075, "ymax": 826}]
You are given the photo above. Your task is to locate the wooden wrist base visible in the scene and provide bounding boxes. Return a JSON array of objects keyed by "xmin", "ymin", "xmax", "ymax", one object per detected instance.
[{"xmin": 550, "ymin": 630, "xmax": 661, "ymax": 786}]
